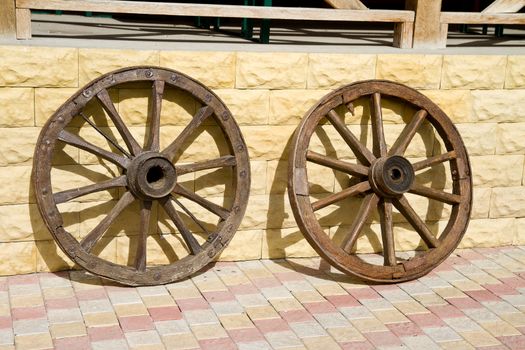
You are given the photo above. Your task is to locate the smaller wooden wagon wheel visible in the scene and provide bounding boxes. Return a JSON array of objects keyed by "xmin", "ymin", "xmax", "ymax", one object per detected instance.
[
  {"xmin": 288, "ymin": 80, "xmax": 472, "ymax": 283},
  {"xmin": 33, "ymin": 66, "xmax": 250, "ymax": 286}
]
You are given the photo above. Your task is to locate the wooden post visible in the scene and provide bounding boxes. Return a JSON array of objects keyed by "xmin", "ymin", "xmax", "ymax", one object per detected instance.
[
  {"xmin": 15, "ymin": 8, "xmax": 31, "ymax": 39},
  {"xmin": 406, "ymin": 0, "xmax": 444, "ymax": 49},
  {"xmin": 393, "ymin": 21, "xmax": 414, "ymax": 48},
  {"xmin": 0, "ymin": 0, "xmax": 16, "ymax": 39}
]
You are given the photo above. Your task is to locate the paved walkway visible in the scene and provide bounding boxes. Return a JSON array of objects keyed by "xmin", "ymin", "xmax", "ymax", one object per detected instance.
[{"xmin": 2, "ymin": 247, "xmax": 525, "ymax": 349}]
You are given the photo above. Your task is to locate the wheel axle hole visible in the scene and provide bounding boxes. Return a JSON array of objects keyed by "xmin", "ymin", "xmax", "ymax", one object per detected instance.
[
  {"xmin": 147, "ymin": 166, "xmax": 165, "ymax": 188},
  {"xmin": 390, "ymin": 168, "xmax": 402, "ymax": 181}
]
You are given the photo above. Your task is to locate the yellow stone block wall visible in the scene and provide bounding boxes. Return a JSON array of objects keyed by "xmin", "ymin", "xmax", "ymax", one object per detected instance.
[{"xmin": 0, "ymin": 45, "xmax": 524, "ymax": 275}]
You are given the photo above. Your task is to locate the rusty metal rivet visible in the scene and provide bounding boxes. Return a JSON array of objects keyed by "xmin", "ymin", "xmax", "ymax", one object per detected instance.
[
  {"xmin": 87, "ymin": 262, "xmax": 97, "ymax": 269},
  {"xmin": 145, "ymin": 69, "xmax": 154, "ymax": 78},
  {"xmin": 82, "ymin": 89, "xmax": 92, "ymax": 98},
  {"xmin": 240, "ymin": 170, "xmax": 247, "ymax": 178},
  {"xmin": 57, "ymin": 116, "xmax": 64, "ymax": 122},
  {"xmin": 221, "ymin": 111, "xmax": 229, "ymax": 121},
  {"xmin": 154, "ymin": 273, "xmax": 161, "ymax": 281},
  {"xmin": 236, "ymin": 144, "xmax": 244, "ymax": 152},
  {"xmin": 205, "ymin": 94, "xmax": 212, "ymax": 103},
  {"xmin": 171, "ymin": 74, "xmax": 179, "ymax": 82},
  {"xmin": 233, "ymin": 206, "xmax": 240, "ymax": 214},
  {"xmin": 207, "ymin": 249, "xmax": 215, "ymax": 258}
]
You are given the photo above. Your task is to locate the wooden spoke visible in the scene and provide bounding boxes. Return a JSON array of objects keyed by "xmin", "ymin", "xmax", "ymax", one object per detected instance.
[
  {"xmin": 58, "ymin": 130, "xmax": 130, "ymax": 169},
  {"xmin": 97, "ymin": 89, "xmax": 142, "ymax": 156},
  {"xmin": 393, "ymin": 195, "xmax": 440, "ymax": 249},
  {"xmin": 173, "ymin": 184, "xmax": 230, "ymax": 220},
  {"xmin": 312, "ymin": 181, "xmax": 371, "ymax": 212},
  {"xmin": 160, "ymin": 198, "xmax": 202, "ymax": 255},
  {"xmin": 370, "ymin": 92, "xmax": 387, "ymax": 158},
  {"xmin": 341, "ymin": 193, "xmax": 379, "ymax": 253},
  {"xmin": 325, "ymin": 109, "xmax": 376, "ymax": 166},
  {"xmin": 388, "ymin": 109, "xmax": 428, "ymax": 156},
  {"xmin": 134, "ymin": 200, "xmax": 151, "ymax": 272},
  {"xmin": 409, "ymin": 183, "xmax": 461, "ymax": 205},
  {"xmin": 162, "ymin": 106, "xmax": 213, "ymax": 161},
  {"xmin": 54, "ymin": 175, "xmax": 127, "ymax": 204},
  {"xmin": 80, "ymin": 191, "xmax": 135, "ymax": 252},
  {"xmin": 412, "ymin": 151, "xmax": 457, "ymax": 172},
  {"xmin": 145, "ymin": 80, "xmax": 165, "ymax": 152},
  {"xmin": 176, "ymin": 155, "xmax": 236, "ymax": 176},
  {"xmin": 378, "ymin": 199, "xmax": 396, "ymax": 266},
  {"xmin": 306, "ymin": 151, "xmax": 368, "ymax": 177}
]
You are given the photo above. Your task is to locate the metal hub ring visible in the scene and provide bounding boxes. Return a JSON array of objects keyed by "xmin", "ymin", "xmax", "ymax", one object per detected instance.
[
  {"xmin": 369, "ymin": 156, "xmax": 415, "ymax": 198},
  {"xmin": 127, "ymin": 152, "xmax": 177, "ymax": 200}
]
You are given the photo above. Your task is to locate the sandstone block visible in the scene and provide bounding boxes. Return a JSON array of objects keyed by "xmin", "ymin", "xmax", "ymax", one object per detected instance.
[
  {"xmin": 79, "ymin": 48, "xmax": 159, "ymax": 86},
  {"xmin": 0, "ymin": 166, "xmax": 33, "ymax": 205},
  {"xmin": 442, "ymin": 55, "xmax": 506, "ymax": 89},
  {"xmin": 516, "ymin": 218, "xmax": 525, "ymax": 245},
  {"xmin": 218, "ymin": 230, "xmax": 263, "ymax": 261},
  {"xmin": 497, "ymin": 123, "xmax": 525, "ymax": 155},
  {"xmin": 376, "ymin": 55, "xmax": 442, "ymax": 89},
  {"xmin": 458, "ymin": 218, "xmax": 515, "ymax": 248},
  {"xmin": 240, "ymin": 125, "xmax": 296, "ymax": 161},
  {"xmin": 307, "ymin": 54, "xmax": 376, "ymax": 89},
  {"xmin": 472, "ymin": 187, "xmax": 491, "ymax": 219},
  {"xmin": 0, "ymin": 128, "xmax": 40, "ymax": 166},
  {"xmin": 215, "ymin": 89, "xmax": 269, "ymax": 125},
  {"xmin": 490, "ymin": 187, "xmax": 525, "ymax": 218},
  {"xmin": 505, "ymin": 56, "xmax": 525, "ymax": 89},
  {"xmin": 240, "ymin": 194, "xmax": 297, "ymax": 230},
  {"xmin": 0, "ymin": 46, "xmax": 78, "ymax": 87},
  {"xmin": 160, "ymin": 51, "xmax": 235, "ymax": 89},
  {"xmin": 269, "ymin": 90, "xmax": 330, "ymax": 125},
  {"xmin": 35, "ymin": 88, "xmax": 78, "ymax": 126},
  {"xmin": 0, "ymin": 88, "xmax": 34, "ymax": 127},
  {"xmin": 119, "ymin": 87, "xmax": 196, "ymax": 127},
  {"xmin": 0, "ymin": 203, "xmax": 79, "ymax": 242},
  {"xmin": 36, "ymin": 240, "xmax": 75, "ymax": 273},
  {"xmin": 456, "ymin": 123, "xmax": 496, "ymax": 156},
  {"xmin": 0, "ymin": 241, "xmax": 36, "ymax": 275},
  {"xmin": 473, "ymin": 90, "xmax": 525, "ymax": 122},
  {"xmin": 421, "ymin": 90, "xmax": 474, "ymax": 123},
  {"xmin": 236, "ymin": 52, "xmax": 308, "ymax": 89},
  {"xmin": 470, "ymin": 155, "xmax": 524, "ymax": 187},
  {"xmin": 262, "ymin": 227, "xmax": 319, "ymax": 259},
  {"xmin": 267, "ymin": 160, "xmax": 334, "ymax": 195}
]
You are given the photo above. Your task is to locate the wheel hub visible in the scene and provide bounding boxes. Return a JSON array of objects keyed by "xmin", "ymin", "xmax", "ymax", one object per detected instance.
[
  {"xmin": 369, "ymin": 155, "xmax": 415, "ymax": 198},
  {"xmin": 127, "ymin": 152, "xmax": 177, "ymax": 200}
]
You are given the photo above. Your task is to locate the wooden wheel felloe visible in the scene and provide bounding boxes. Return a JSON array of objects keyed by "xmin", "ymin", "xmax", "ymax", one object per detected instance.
[
  {"xmin": 33, "ymin": 66, "xmax": 250, "ymax": 286},
  {"xmin": 288, "ymin": 80, "xmax": 472, "ymax": 283}
]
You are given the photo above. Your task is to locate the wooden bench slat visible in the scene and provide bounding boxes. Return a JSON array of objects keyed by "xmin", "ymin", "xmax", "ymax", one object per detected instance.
[
  {"xmin": 441, "ymin": 11, "xmax": 525, "ymax": 24},
  {"xmin": 17, "ymin": 0, "xmax": 414, "ymax": 22}
]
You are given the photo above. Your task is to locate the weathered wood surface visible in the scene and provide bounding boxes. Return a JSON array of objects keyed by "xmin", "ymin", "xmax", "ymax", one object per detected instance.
[
  {"xmin": 0, "ymin": 0, "xmax": 16, "ymax": 38},
  {"xmin": 33, "ymin": 67, "xmax": 251, "ymax": 286},
  {"xmin": 17, "ymin": 0, "xmax": 414, "ymax": 22},
  {"xmin": 441, "ymin": 12, "xmax": 525, "ymax": 24},
  {"xmin": 288, "ymin": 80, "xmax": 472, "ymax": 283},
  {"xmin": 406, "ymin": 0, "xmax": 443, "ymax": 49},
  {"xmin": 483, "ymin": 0, "xmax": 525, "ymax": 13},
  {"xmin": 324, "ymin": 0, "xmax": 367, "ymax": 10}
]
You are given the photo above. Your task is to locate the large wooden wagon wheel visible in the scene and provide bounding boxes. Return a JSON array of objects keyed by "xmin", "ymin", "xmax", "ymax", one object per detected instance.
[
  {"xmin": 33, "ymin": 67, "xmax": 250, "ymax": 286},
  {"xmin": 288, "ymin": 80, "xmax": 472, "ymax": 283}
]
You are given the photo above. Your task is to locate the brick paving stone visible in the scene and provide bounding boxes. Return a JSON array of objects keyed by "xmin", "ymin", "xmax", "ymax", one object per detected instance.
[
  {"xmin": 235, "ymin": 293, "xmax": 269, "ymax": 307},
  {"xmin": 483, "ymin": 300, "xmax": 520, "ymax": 315},
  {"xmin": 264, "ymin": 331, "xmax": 303, "ymax": 348},
  {"xmin": 422, "ymin": 326, "xmax": 462, "ymax": 343},
  {"xmin": 210, "ymin": 300, "xmax": 244, "ymax": 315},
  {"xmin": 161, "ymin": 333, "xmax": 199, "ymax": 349},
  {"xmin": 303, "ymin": 301, "xmax": 337, "ymax": 314},
  {"xmin": 176, "ymin": 297, "xmax": 209, "ymax": 311},
  {"xmin": 254, "ymin": 318, "xmax": 290, "ymax": 334},
  {"xmin": 87, "ymin": 325, "xmax": 124, "ymax": 342},
  {"xmin": 447, "ymin": 297, "xmax": 482, "ymax": 310},
  {"xmin": 154, "ymin": 320, "xmax": 190, "ymax": 335},
  {"xmin": 427, "ymin": 304, "xmax": 464, "ymax": 319},
  {"xmin": 49, "ymin": 321, "xmax": 87, "ymax": 339},
  {"xmin": 237, "ymin": 340, "xmax": 273, "ymax": 350},
  {"xmin": 199, "ymin": 337, "xmax": 236, "ymax": 350},
  {"xmin": 53, "ymin": 335, "xmax": 90, "ymax": 350},
  {"xmin": 44, "ymin": 297, "xmax": 78, "ymax": 310},
  {"xmin": 15, "ymin": 332, "xmax": 53, "ymax": 349},
  {"xmin": 302, "ymin": 335, "xmax": 341, "ymax": 349},
  {"xmin": 313, "ymin": 312, "xmax": 349, "ymax": 328},
  {"xmin": 270, "ymin": 298, "xmax": 303, "ymax": 312},
  {"xmin": 387, "ymin": 322, "xmax": 424, "ymax": 337},
  {"xmin": 47, "ymin": 308, "xmax": 83, "ymax": 323},
  {"xmin": 79, "ymin": 299, "xmax": 113, "ymax": 314},
  {"xmin": 400, "ymin": 335, "xmax": 440, "ymax": 350},
  {"xmin": 219, "ymin": 314, "xmax": 254, "ymax": 330},
  {"xmin": 460, "ymin": 330, "xmax": 501, "ymax": 347},
  {"xmin": 227, "ymin": 327, "xmax": 265, "ymax": 343},
  {"xmin": 340, "ymin": 340, "xmax": 374, "ymax": 349},
  {"xmin": 289, "ymin": 321, "xmax": 327, "ymax": 338},
  {"xmin": 497, "ymin": 334, "xmax": 525, "ymax": 349},
  {"xmin": 119, "ymin": 315, "xmax": 154, "ymax": 332},
  {"xmin": 183, "ymin": 309, "xmax": 219, "ymax": 326},
  {"xmin": 339, "ymin": 306, "xmax": 373, "ymax": 320},
  {"xmin": 463, "ymin": 307, "xmax": 500, "ymax": 323},
  {"xmin": 228, "ymin": 284, "xmax": 259, "ymax": 295},
  {"xmin": 443, "ymin": 316, "xmax": 483, "ymax": 332},
  {"xmin": 351, "ymin": 317, "xmax": 389, "ymax": 333},
  {"xmin": 13, "ymin": 319, "xmax": 49, "ymax": 335},
  {"xmin": 11, "ymin": 306, "xmax": 46, "ymax": 321},
  {"xmin": 114, "ymin": 303, "xmax": 149, "ymax": 318},
  {"xmin": 326, "ymin": 326, "xmax": 365, "ymax": 343},
  {"xmin": 346, "ymin": 287, "xmax": 381, "ymax": 300},
  {"xmin": 363, "ymin": 330, "xmax": 403, "ymax": 348},
  {"xmin": 481, "ymin": 320, "xmax": 521, "ymax": 337},
  {"xmin": 0, "ymin": 329, "xmax": 14, "ymax": 346},
  {"xmin": 91, "ymin": 338, "xmax": 129, "ymax": 350},
  {"xmin": 325, "ymin": 294, "xmax": 359, "ymax": 308},
  {"xmin": 245, "ymin": 306, "xmax": 279, "ymax": 320},
  {"xmin": 407, "ymin": 313, "xmax": 445, "ymax": 328},
  {"xmin": 124, "ymin": 330, "xmax": 163, "ymax": 348},
  {"xmin": 148, "ymin": 306, "xmax": 182, "ymax": 321}
]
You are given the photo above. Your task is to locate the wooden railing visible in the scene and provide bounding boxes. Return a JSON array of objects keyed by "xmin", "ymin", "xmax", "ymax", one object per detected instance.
[{"xmin": 1, "ymin": 0, "xmax": 415, "ymax": 48}]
